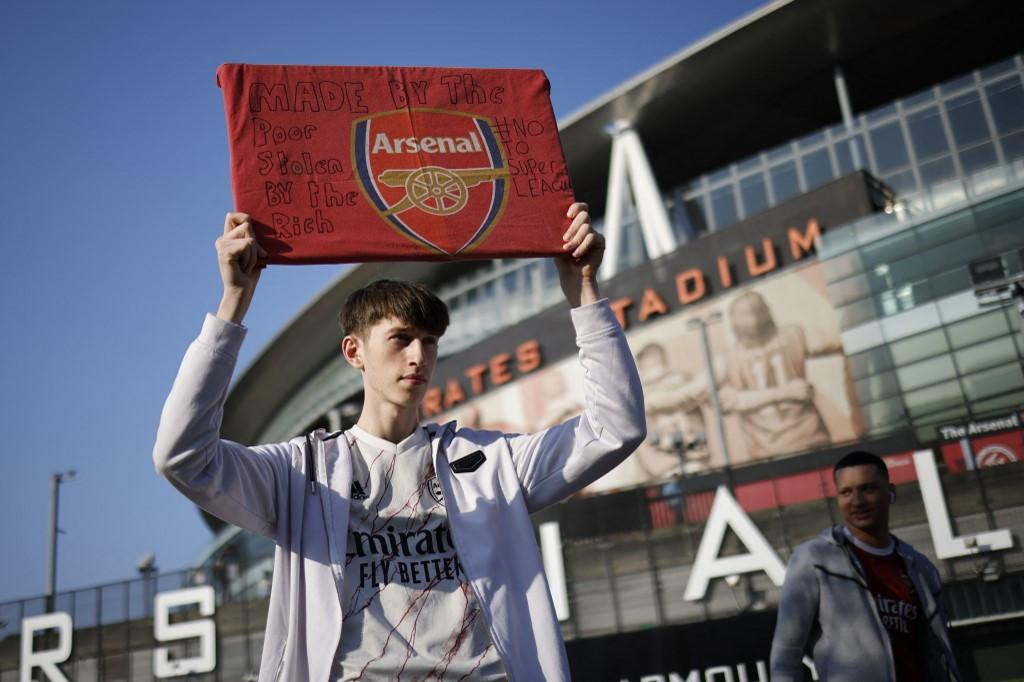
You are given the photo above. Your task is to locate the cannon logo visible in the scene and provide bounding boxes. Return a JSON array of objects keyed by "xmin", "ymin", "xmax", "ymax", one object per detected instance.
[
  {"xmin": 353, "ymin": 108, "xmax": 509, "ymax": 255},
  {"xmin": 977, "ymin": 444, "xmax": 1018, "ymax": 467}
]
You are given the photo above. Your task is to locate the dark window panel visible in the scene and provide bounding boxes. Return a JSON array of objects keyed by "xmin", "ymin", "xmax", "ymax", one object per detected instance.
[
  {"xmin": 675, "ymin": 195, "xmax": 708, "ymax": 237},
  {"xmin": 1001, "ymin": 131, "xmax": 1024, "ymax": 162},
  {"xmin": 882, "ymin": 168, "xmax": 918, "ymax": 196},
  {"xmin": 870, "ymin": 121, "xmax": 911, "ymax": 172},
  {"xmin": 835, "ymin": 135, "xmax": 868, "ymax": 174},
  {"xmin": 915, "ymin": 208, "xmax": 975, "ymax": 250},
  {"xmin": 947, "ymin": 92, "xmax": 992, "ymax": 148},
  {"xmin": 958, "ymin": 143, "xmax": 999, "ymax": 176},
  {"xmin": 1009, "ymin": 307, "xmax": 1024, "ymax": 334},
  {"xmin": 876, "ymin": 280, "xmax": 932, "ymax": 316},
  {"xmin": 962, "ymin": 362, "xmax": 1024, "ymax": 402},
  {"xmin": 928, "ymin": 266, "xmax": 972, "ymax": 299},
  {"xmin": 890, "ymin": 328, "xmax": 950, "ymax": 366},
  {"xmin": 973, "ymin": 188, "xmax": 1024, "ymax": 229},
  {"xmin": 903, "ymin": 379, "xmax": 964, "ymax": 418},
  {"xmin": 710, "ymin": 184, "xmax": 738, "ymax": 230},
  {"xmin": 801, "ymin": 148, "xmax": 833, "ymax": 191},
  {"xmin": 946, "ymin": 309, "xmax": 1010, "ymax": 348},
  {"xmin": 954, "ymin": 337, "xmax": 1019, "ymax": 375},
  {"xmin": 971, "ymin": 389, "xmax": 1024, "ymax": 416},
  {"xmin": 922, "ymin": 233, "xmax": 985, "ymax": 273},
  {"xmin": 907, "ymin": 107, "xmax": 950, "ymax": 161},
  {"xmin": 980, "ymin": 218, "xmax": 1024, "ymax": 252},
  {"xmin": 913, "ymin": 405, "xmax": 970, "ymax": 427},
  {"xmin": 985, "ymin": 79, "xmax": 1024, "ymax": 134},
  {"xmin": 926, "ymin": 179, "xmax": 967, "ymax": 210},
  {"xmin": 918, "ymin": 156, "xmax": 958, "ymax": 187},
  {"xmin": 739, "ymin": 173, "xmax": 769, "ymax": 217},
  {"xmin": 860, "ymin": 230, "xmax": 918, "ymax": 269},
  {"xmin": 502, "ymin": 270, "xmax": 518, "ymax": 293},
  {"xmin": 769, "ymin": 160, "xmax": 799, "ymax": 203},
  {"xmin": 867, "ymin": 253, "xmax": 926, "ymax": 294}
]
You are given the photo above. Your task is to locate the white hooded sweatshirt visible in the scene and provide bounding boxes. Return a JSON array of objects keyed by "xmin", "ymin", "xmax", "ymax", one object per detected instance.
[{"xmin": 153, "ymin": 299, "xmax": 646, "ymax": 681}]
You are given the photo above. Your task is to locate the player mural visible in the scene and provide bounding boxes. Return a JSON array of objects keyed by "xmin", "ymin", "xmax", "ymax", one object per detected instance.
[{"xmin": 440, "ymin": 262, "xmax": 865, "ymax": 492}]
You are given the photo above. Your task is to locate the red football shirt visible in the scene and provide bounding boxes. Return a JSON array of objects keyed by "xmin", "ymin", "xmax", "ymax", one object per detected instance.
[{"xmin": 849, "ymin": 539, "xmax": 925, "ymax": 682}]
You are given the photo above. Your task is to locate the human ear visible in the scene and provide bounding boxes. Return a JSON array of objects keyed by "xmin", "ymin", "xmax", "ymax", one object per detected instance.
[
  {"xmin": 889, "ymin": 485, "xmax": 896, "ymax": 504},
  {"xmin": 342, "ymin": 335, "xmax": 364, "ymax": 370}
]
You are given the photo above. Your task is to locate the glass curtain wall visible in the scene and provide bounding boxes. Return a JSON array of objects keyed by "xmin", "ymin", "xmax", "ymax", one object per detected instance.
[
  {"xmin": 677, "ymin": 54, "xmax": 1024, "ymax": 235},
  {"xmin": 438, "ymin": 55, "xmax": 1024, "ymax": 351},
  {"xmin": 819, "ymin": 185, "xmax": 1024, "ymax": 442}
]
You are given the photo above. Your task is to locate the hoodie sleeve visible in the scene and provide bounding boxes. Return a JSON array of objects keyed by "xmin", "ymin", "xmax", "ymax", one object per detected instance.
[
  {"xmin": 153, "ymin": 314, "xmax": 292, "ymax": 538},
  {"xmin": 770, "ymin": 544, "xmax": 820, "ymax": 682},
  {"xmin": 505, "ymin": 299, "xmax": 646, "ymax": 512}
]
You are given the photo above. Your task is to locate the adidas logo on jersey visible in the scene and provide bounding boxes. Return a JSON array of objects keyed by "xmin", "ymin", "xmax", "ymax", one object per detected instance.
[{"xmin": 351, "ymin": 481, "xmax": 369, "ymax": 500}]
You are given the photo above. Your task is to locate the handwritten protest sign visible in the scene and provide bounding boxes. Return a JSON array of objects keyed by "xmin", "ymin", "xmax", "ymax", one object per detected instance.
[{"xmin": 217, "ymin": 64, "xmax": 575, "ymax": 264}]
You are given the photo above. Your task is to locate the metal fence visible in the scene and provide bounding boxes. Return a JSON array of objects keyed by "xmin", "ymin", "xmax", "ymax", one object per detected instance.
[
  {"xmin": 550, "ymin": 459, "xmax": 1024, "ymax": 640},
  {"xmin": 0, "ymin": 567, "xmax": 269, "ymax": 682}
]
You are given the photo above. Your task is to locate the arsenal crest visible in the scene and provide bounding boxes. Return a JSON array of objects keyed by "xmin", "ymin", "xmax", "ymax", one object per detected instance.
[
  {"xmin": 352, "ymin": 109, "xmax": 509, "ymax": 255},
  {"xmin": 428, "ymin": 476, "xmax": 445, "ymax": 506}
]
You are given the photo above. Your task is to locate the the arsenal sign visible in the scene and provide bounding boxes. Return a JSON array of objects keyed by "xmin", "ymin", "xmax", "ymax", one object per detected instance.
[{"xmin": 217, "ymin": 64, "xmax": 574, "ymax": 264}]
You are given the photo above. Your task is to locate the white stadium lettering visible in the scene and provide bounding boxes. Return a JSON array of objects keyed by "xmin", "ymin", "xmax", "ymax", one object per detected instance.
[
  {"xmin": 20, "ymin": 613, "xmax": 72, "ymax": 682},
  {"xmin": 153, "ymin": 586, "xmax": 216, "ymax": 678}
]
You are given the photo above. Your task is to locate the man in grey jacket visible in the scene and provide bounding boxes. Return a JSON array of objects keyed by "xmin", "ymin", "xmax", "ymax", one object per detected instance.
[
  {"xmin": 154, "ymin": 203, "xmax": 646, "ymax": 681},
  {"xmin": 769, "ymin": 451, "xmax": 962, "ymax": 681}
]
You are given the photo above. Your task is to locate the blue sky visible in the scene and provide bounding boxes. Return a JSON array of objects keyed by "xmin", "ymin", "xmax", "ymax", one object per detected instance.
[{"xmin": 0, "ymin": 0, "xmax": 765, "ymax": 603}]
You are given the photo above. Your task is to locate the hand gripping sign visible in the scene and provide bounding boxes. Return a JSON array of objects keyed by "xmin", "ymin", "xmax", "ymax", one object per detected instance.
[{"xmin": 217, "ymin": 64, "xmax": 576, "ymax": 264}]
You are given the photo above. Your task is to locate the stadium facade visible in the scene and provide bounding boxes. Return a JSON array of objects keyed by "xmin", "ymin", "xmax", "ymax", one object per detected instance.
[{"xmin": 5, "ymin": 1, "xmax": 1024, "ymax": 680}]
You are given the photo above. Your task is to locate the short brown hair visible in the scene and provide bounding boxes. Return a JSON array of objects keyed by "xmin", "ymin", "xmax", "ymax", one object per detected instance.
[{"xmin": 339, "ymin": 279, "xmax": 449, "ymax": 338}]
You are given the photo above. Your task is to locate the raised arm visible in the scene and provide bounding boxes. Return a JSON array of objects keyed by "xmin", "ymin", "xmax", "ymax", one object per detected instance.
[
  {"xmin": 153, "ymin": 213, "xmax": 289, "ymax": 538},
  {"xmin": 555, "ymin": 202, "xmax": 603, "ymax": 307},
  {"xmin": 507, "ymin": 203, "xmax": 646, "ymax": 511},
  {"xmin": 216, "ymin": 212, "xmax": 266, "ymax": 324}
]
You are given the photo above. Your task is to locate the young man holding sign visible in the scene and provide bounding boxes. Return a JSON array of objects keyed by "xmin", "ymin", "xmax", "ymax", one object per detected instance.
[{"xmin": 153, "ymin": 203, "xmax": 646, "ymax": 681}]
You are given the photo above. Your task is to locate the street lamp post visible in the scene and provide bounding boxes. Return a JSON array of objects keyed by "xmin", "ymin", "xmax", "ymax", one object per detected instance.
[
  {"xmin": 46, "ymin": 470, "xmax": 75, "ymax": 613},
  {"xmin": 138, "ymin": 553, "xmax": 158, "ymax": 617}
]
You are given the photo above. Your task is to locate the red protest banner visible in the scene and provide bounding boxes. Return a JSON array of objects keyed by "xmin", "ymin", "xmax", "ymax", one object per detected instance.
[{"xmin": 217, "ymin": 64, "xmax": 576, "ymax": 264}]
